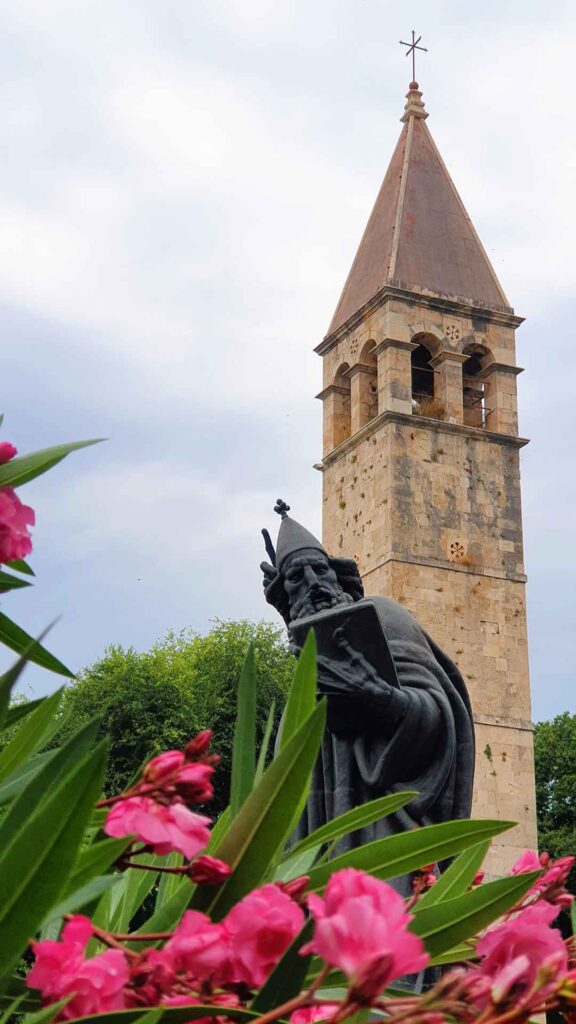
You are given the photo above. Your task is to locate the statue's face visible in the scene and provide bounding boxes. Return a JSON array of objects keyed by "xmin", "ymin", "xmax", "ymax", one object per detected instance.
[{"xmin": 283, "ymin": 548, "xmax": 351, "ymax": 620}]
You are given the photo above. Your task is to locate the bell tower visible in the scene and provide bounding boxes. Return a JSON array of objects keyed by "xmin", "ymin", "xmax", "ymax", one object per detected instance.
[{"xmin": 316, "ymin": 82, "xmax": 537, "ymax": 873}]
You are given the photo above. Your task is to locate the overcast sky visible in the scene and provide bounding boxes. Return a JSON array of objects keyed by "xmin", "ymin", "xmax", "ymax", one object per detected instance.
[{"xmin": 0, "ymin": 0, "xmax": 574, "ymax": 721}]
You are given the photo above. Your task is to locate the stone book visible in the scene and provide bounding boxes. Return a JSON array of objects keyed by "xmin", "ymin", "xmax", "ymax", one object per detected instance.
[{"xmin": 289, "ymin": 599, "xmax": 400, "ymax": 690}]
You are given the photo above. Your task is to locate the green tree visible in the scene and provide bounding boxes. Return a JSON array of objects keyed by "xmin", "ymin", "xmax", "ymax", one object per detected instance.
[
  {"xmin": 57, "ymin": 619, "xmax": 293, "ymax": 809},
  {"xmin": 534, "ymin": 712, "xmax": 576, "ymax": 877}
]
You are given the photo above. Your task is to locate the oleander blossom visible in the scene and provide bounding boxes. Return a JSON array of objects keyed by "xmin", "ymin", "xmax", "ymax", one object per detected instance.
[
  {"xmin": 512, "ymin": 849, "xmax": 575, "ymax": 907},
  {"xmin": 224, "ymin": 883, "xmax": 305, "ymax": 987},
  {"xmin": 470, "ymin": 901, "xmax": 568, "ymax": 1007},
  {"xmin": 0, "ymin": 441, "xmax": 17, "ymax": 463},
  {"xmin": 27, "ymin": 916, "xmax": 129, "ymax": 1020},
  {"xmin": 0, "ymin": 485, "xmax": 34, "ymax": 563},
  {"xmin": 104, "ymin": 796, "xmax": 211, "ymax": 859},
  {"xmin": 144, "ymin": 752, "xmax": 214, "ymax": 800},
  {"xmin": 302, "ymin": 868, "xmax": 428, "ymax": 994},
  {"xmin": 163, "ymin": 910, "xmax": 231, "ymax": 985}
]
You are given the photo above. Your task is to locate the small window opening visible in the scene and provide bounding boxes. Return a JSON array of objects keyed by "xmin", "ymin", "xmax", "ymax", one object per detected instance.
[
  {"xmin": 411, "ymin": 343, "xmax": 445, "ymax": 420},
  {"xmin": 463, "ymin": 350, "xmax": 486, "ymax": 428}
]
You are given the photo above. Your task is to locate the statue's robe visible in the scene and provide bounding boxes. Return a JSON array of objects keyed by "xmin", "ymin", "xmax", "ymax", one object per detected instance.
[{"xmin": 291, "ymin": 596, "xmax": 475, "ymax": 898}]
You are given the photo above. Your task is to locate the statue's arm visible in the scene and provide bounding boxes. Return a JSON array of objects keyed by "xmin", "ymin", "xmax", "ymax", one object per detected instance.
[{"xmin": 318, "ymin": 629, "xmax": 441, "ymax": 738}]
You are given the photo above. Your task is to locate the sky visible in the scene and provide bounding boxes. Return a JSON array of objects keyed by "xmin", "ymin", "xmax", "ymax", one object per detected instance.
[{"xmin": 0, "ymin": 0, "xmax": 574, "ymax": 721}]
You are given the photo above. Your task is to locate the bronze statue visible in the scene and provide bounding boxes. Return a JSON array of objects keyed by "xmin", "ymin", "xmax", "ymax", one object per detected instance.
[{"xmin": 261, "ymin": 500, "xmax": 475, "ymax": 896}]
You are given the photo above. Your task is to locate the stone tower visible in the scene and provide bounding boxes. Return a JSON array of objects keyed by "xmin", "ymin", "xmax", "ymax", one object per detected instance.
[{"xmin": 316, "ymin": 82, "xmax": 536, "ymax": 873}]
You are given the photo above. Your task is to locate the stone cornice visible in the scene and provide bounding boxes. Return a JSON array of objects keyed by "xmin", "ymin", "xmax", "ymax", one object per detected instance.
[
  {"xmin": 315, "ymin": 283, "xmax": 524, "ymax": 357},
  {"xmin": 315, "ymin": 409, "xmax": 529, "ymax": 460},
  {"xmin": 345, "ymin": 362, "xmax": 377, "ymax": 377},
  {"xmin": 360, "ymin": 554, "xmax": 527, "ymax": 586},
  {"xmin": 374, "ymin": 338, "xmax": 418, "ymax": 356},
  {"xmin": 315, "ymin": 384, "xmax": 350, "ymax": 400},
  {"xmin": 430, "ymin": 351, "xmax": 469, "ymax": 367},
  {"xmin": 479, "ymin": 362, "xmax": 525, "ymax": 378}
]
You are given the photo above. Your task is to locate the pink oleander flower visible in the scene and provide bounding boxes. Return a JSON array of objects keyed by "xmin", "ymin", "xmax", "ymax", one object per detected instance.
[
  {"xmin": 0, "ymin": 486, "xmax": 34, "ymax": 563},
  {"xmin": 189, "ymin": 854, "xmax": 231, "ymax": 885},
  {"xmin": 27, "ymin": 916, "xmax": 129, "ymax": 1020},
  {"xmin": 302, "ymin": 868, "xmax": 428, "ymax": 993},
  {"xmin": 512, "ymin": 849, "xmax": 575, "ymax": 907},
  {"xmin": 224, "ymin": 883, "xmax": 305, "ymax": 988},
  {"xmin": 164, "ymin": 910, "xmax": 231, "ymax": 985},
  {"xmin": 104, "ymin": 796, "xmax": 211, "ymax": 858},
  {"xmin": 0, "ymin": 442, "xmax": 17, "ymax": 463},
  {"xmin": 143, "ymin": 752, "xmax": 214, "ymax": 804},
  {"xmin": 471, "ymin": 901, "xmax": 568, "ymax": 1007},
  {"xmin": 290, "ymin": 1005, "xmax": 339, "ymax": 1024},
  {"xmin": 185, "ymin": 729, "xmax": 213, "ymax": 757}
]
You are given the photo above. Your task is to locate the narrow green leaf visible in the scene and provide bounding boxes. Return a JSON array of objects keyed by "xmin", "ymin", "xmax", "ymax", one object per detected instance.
[
  {"xmin": 255, "ymin": 701, "xmax": 276, "ymax": 784},
  {"xmin": 251, "ymin": 918, "xmax": 314, "ymax": 1011},
  {"xmin": 43, "ymin": 876, "xmax": 119, "ymax": 925},
  {"xmin": 409, "ymin": 871, "xmax": 540, "ymax": 957},
  {"xmin": 429, "ymin": 943, "xmax": 476, "ymax": 967},
  {"xmin": 230, "ymin": 645, "xmax": 256, "ymax": 818},
  {"xmin": 417, "ymin": 841, "xmax": 490, "ymax": 909},
  {"xmin": 24, "ymin": 997, "xmax": 71, "ymax": 1024},
  {"xmin": 0, "ymin": 439, "xmax": 103, "ymax": 489},
  {"xmin": 111, "ymin": 854, "xmax": 162, "ymax": 933},
  {"xmin": 131, "ymin": 1011, "xmax": 163, "ymax": 1024},
  {"xmin": 0, "ymin": 614, "xmax": 72, "ymax": 677},
  {"xmin": 66, "ymin": 837, "xmax": 130, "ymax": 894},
  {"xmin": 0, "ymin": 724, "xmax": 107, "ymax": 986},
  {"xmin": 286, "ymin": 791, "xmax": 418, "ymax": 860},
  {"xmin": 279, "ymin": 630, "xmax": 317, "ymax": 751},
  {"xmin": 4, "ymin": 559, "xmax": 35, "ymax": 576},
  {"xmin": 0, "ymin": 751, "xmax": 57, "ymax": 806},
  {"xmin": 3, "ymin": 696, "xmax": 44, "ymax": 731},
  {"xmin": 0, "ymin": 688, "xmax": 63, "ymax": 782},
  {"xmin": 306, "ymin": 819, "xmax": 516, "ymax": 892},
  {"xmin": 192, "ymin": 700, "xmax": 326, "ymax": 919},
  {"xmin": 0, "ymin": 570, "xmax": 31, "ymax": 593},
  {"xmin": 63, "ymin": 1009, "xmax": 259, "ymax": 1024},
  {"xmin": 274, "ymin": 843, "xmax": 322, "ymax": 882},
  {"xmin": 156, "ymin": 853, "xmax": 185, "ymax": 908}
]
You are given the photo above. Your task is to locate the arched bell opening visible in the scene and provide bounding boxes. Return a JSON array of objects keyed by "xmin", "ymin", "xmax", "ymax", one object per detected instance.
[{"xmin": 463, "ymin": 345, "xmax": 491, "ymax": 428}]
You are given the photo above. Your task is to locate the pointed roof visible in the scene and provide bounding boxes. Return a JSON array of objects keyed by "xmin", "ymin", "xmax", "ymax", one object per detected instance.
[{"xmin": 327, "ymin": 84, "xmax": 510, "ymax": 336}]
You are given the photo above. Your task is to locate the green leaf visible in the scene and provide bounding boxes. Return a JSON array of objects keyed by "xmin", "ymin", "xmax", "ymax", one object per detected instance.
[
  {"xmin": 0, "ymin": 723, "xmax": 108, "ymax": 987},
  {"xmin": 417, "ymin": 841, "xmax": 490, "ymax": 909},
  {"xmin": 66, "ymin": 837, "xmax": 130, "ymax": 894},
  {"xmin": 0, "ymin": 688, "xmax": 63, "ymax": 782},
  {"xmin": 0, "ymin": 751, "xmax": 57, "ymax": 806},
  {"xmin": 0, "ymin": 570, "xmax": 31, "ymax": 593},
  {"xmin": 286, "ymin": 791, "xmax": 418, "ymax": 860},
  {"xmin": 0, "ymin": 438, "xmax": 103, "ymax": 489},
  {"xmin": 156, "ymin": 853, "xmax": 185, "ymax": 908},
  {"xmin": 305, "ymin": 819, "xmax": 516, "ymax": 892},
  {"xmin": 24, "ymin": 997, "xmax": 72, "ymax": 1024},
  {"xmin": 43, "ymin": 876, "xmax": 119, "ymax": 925},
  {"xmin": 255, "ymin": 700, "xmax": 276, "ymax": 784},
  {"xmin": 4, "ymin": 559, "xmax": 35, "ymax": 576},
  {"xmin": 251, "ymin": 918, "xmax": 314, "ymax": 1011},
  {"xmin": 429, "ymin": 943, "xmax": 476, "ymax": 966},
  {"xmin": 274, "ymin": 843, "xmax": 322, "ymax": 882},
  {"xmin": 279, "ymin": 630, "xmax": 317, "ymax": 751},
  {"xmin": 409, "ymin": 870, "xmax": 540, "ymax": 957},
  {"xmin": 3, "ymin": 696, "xmax": 44, "ymax": 730},
  {"xmin": 63, "ymin": 1008, "xmax": 260, "ymax": 1024},
  {"xmin": 110, "ymin": 854, "xmax": 162, "ymax": 933},
  {"xmin": 230, "ymin": 645, "xmax": 256, "ymax": 818},
  {"xmin": 192, "ymin": 699, "xmax": 327, "ymax": 919},
  {"xmin": 0, "ymin": 614, "xmax": 73, "ymax": 677}
]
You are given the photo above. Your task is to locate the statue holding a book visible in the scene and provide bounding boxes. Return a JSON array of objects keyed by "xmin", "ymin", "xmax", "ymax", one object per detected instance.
[{"xmin": 261, "ymin": 500, "xmax": 475, "ymax": 896}]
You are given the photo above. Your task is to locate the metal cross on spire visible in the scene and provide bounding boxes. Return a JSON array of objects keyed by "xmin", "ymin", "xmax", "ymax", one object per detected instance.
[{"xmin": 399, "ymin": 30, "xmax": 428, "ymax": 84}]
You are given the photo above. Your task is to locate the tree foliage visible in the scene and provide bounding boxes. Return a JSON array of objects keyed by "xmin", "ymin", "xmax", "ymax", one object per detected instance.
[
  {"xmin": 56, "ymin": 619, "xmax": 293, "ymax": 809},
  {"xmin": 534, "ymin": 712, "xmax": 576, "ymax": 876}
]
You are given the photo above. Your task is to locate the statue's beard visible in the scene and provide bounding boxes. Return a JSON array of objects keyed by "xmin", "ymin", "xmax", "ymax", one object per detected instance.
[{"xmin": 290, "ymin": 583, "xmax": 351, "ymax": 620}]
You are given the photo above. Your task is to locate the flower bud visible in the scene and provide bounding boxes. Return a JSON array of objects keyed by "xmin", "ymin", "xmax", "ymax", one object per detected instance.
[
  {"xmin": 188, "ymin": 854, "xmax": 231, "ymax": 885},
  {"xmin": 185, "ymin": 730, "xmax": 212, "ymax": 759}
]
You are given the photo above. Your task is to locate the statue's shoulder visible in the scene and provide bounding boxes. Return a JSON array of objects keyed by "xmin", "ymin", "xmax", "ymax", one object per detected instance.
[{"xmin": 363, "ymin": 596, "xmax": 425, "ymax": 644}]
